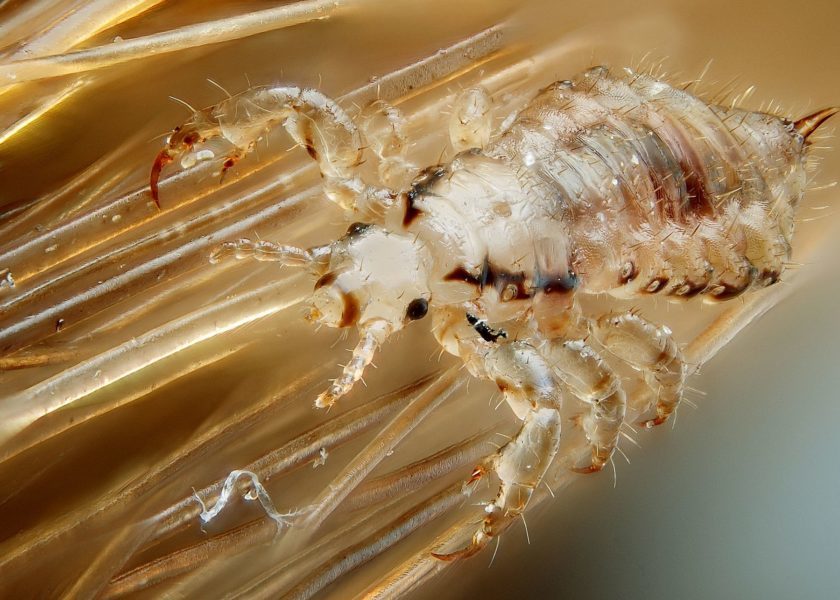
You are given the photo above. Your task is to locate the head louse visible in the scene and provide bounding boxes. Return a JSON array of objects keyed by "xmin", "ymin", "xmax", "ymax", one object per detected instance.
[{"xmin": 152, "ymin": 63, "xmax": 836, "ymax": 563}]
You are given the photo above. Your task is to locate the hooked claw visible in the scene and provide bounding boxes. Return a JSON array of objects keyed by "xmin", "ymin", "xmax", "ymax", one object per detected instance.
[
  {"xmin": 150, "ymin": 149, "xmax": 173, "ymax": 209},
  {"xmin": 431, "ymin": 531, "xmax": 490, "ymax": 561},
  {"xmin": 572, "ymin": 464, "xmax": 603, "ymax": 475},
  {"xmin": 219, "ymin": 155, "xmax": 240, "ymax": 185},
  {"xmin": 640, "ymin": 415, "xmax": 668, "ymax": 429}
]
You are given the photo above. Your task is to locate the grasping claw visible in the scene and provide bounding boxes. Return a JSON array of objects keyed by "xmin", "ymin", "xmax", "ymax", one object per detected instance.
[
  {"xmin": 150, "ymin": 149, "xmax": 173, "ymax": 209},
  {"xmin": 149, "ymin": 117, "xmax": 215, "ymax": 208}
]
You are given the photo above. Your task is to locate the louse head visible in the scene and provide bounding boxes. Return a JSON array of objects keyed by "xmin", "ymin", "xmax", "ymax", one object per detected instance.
[
  {"xmin": 308, "ymin": 222, "xmax": 433, "ymax": 331},
  {"xmin": 300, "ymin": 222, "xmax": 433, "ymax": 408}
]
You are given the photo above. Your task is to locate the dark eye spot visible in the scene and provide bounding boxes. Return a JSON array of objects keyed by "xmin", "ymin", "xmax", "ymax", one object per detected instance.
[
  {"xmin": 346, "ymin": 222, "xmax": 371, "ymax": 237},
  {"xmin": 405, "ymin": 298, "xmax": 429, "ymax": 320}
]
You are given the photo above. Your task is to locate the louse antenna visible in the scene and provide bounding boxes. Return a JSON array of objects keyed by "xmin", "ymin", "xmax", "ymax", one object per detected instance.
[
  {"xmin": 794, "ymin": 107, "xmax": 839, "ymax": 140},
  {"xmin": 208, "ymin": 239, "xmax": 332, "ymax": 268},
  {"xmin": 314, "ymin": 320, "xmax": 392, "ymax": 409}
]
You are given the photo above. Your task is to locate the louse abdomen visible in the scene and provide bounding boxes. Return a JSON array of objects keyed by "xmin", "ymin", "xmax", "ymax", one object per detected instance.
[{"xmin": 489, "ymin": 66, "xmax": 815, "ymax": 301}]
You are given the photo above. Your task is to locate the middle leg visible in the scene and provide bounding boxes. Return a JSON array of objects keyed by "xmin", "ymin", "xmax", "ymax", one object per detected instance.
[{"xmin": 541, "ymin": 338, "xmax": 627, "ymax": 474}]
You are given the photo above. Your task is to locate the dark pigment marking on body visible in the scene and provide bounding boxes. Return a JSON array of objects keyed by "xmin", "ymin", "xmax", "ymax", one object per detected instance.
[
  {"xmin": 314, "ymin": 271, "xmax": 338, "ymax": 290},
  {"xmin": 345, "ymin": 222, "xmax": 373, "ymax": 237},
  {"xmin": 533, "ymin": 270, "xmax": 578, "ymax": 295},
  {"xmin": 339, "ymin": 292, "xmax": 360, "ymax": 327},
  {"xmin": 466, "ymin": 313, "xmax": 507, "ymax": 343},
  {"xmin": 445, "ymin": 256, "xmax": 577, "ymax": 300},
  {"xmin": 402, "ymin": 165, "xmax": 448, "ymax": 227}
]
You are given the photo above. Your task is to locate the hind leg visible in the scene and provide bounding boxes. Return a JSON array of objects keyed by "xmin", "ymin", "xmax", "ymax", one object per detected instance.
[{"xmin": 592, "ymin": 312, "xmax": 686, "ymax": 428}]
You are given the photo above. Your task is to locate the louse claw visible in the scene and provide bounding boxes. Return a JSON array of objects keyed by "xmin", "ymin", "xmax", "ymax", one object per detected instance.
[
  {"xmin": 794, "ymin": 106, "xmax": 839, "ymax": 140},
  {"xmin": 640, "ymin": 415, "xmax": 668, "ymax": 429},
  {"xmin": 431, "ymin": 537, "xmax": 489, "ymax": 562},
  {"xmin": 571, "ymin": 464, "xmax": 603, "ymax": 475},
  {"xmin": 149, "ymin": 148, "xmax": 173, "ymax": 209}
]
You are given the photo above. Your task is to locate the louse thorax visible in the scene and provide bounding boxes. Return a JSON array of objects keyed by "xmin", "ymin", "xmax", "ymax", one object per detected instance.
[
  {"xmin": 385, "ymin": 150, "xmax": 582, "ymax": 329},
  {"xmin": 307, "ymin": 223, "xmax": 433, "ymax": 331}
]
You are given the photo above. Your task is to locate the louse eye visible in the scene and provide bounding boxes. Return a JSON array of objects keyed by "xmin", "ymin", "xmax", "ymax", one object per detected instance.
[{"xmin": 405, "ymin": 298, "xmax": 429, "ymax": 321}]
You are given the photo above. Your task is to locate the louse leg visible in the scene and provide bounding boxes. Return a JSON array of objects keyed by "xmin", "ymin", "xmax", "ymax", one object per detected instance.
[
  {"xmin": 207, "ymin": 237, "xmax": 332, "ymax": 270},
  {"xmin": 151, "ymin": 87, "xmax": 395, "ymax": 218},
  {"xmin": 434, "ymin": 341, "xmax": 563, "ymax": 560},
  {"xmin": 359, "ymin": 99, "xmax": 416, "ymax": 190},
  {"xmin": 592, "ymin": 311, "xmax": 686, "ymax": 428},
  {"xmin": 541, "ymin": 339, "xmax": 627, "ymax": 474},
  {"xmin": 448, "ymin": 86, "xmax": 493, "ymax": 152},
  {"xmin": 434, "ymin": 408, "xmax": 562, "ymax": 560}
]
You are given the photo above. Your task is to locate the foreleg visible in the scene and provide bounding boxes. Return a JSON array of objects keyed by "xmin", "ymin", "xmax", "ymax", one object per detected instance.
[
  {"xmin": 151, "ymin": 86, "xmax": 396, "ymax": 218},
  {"xmin": 359, "ymin": 99, "xmax": 416, "ymax": 190},
  {"xmin": 592, "ymin": 312, "xmax": 686, "ymax": 428}
]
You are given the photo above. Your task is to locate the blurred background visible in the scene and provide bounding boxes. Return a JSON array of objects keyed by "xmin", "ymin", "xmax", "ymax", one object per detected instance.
[{"xmin": 0, "ymin": 1, "xmax": 837, "ymax": 598}]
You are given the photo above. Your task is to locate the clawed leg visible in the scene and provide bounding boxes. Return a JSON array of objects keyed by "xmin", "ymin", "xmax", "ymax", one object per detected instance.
[
  {"xmin": 151, "ymin": 86, "xmax": 401, "ymax": 219},
  {"xmin": 207, "ymin": 237, "xmax": 331, "ymax": 270},
  {"xmin": 359, "ymin": 99, "xmax": 416, "ymax": 190},
  {"xmin": 592, "ymin": 312, "xmax": 686, "ymax": 428},
  {"xmin": 434, "ymin": 407, "xmax": 560, "ymax": 560},
  {"xmin": 434, "ymin": 341, "xmax": 563, "ymax": 560},
  {"xmin": 542, "ymin": 339, "xmax": 627, "ymax": 473}
]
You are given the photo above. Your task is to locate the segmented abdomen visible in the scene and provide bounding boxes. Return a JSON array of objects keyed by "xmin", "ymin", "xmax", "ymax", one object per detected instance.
[{"xmin": 489, "ymin": 66, "xmax": 807, "ymax": 300}]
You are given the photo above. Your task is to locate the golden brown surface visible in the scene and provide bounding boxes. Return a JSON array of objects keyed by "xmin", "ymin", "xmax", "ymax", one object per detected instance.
[{"xmin": 0, "ymin": 1, "xmax": 837, "ymax": 598}]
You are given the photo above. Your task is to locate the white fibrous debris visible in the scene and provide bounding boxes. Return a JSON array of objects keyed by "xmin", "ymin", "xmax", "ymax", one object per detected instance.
[{"xmin": 194, "ymin": 470, "xmax": 295, "ymax": 533}]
